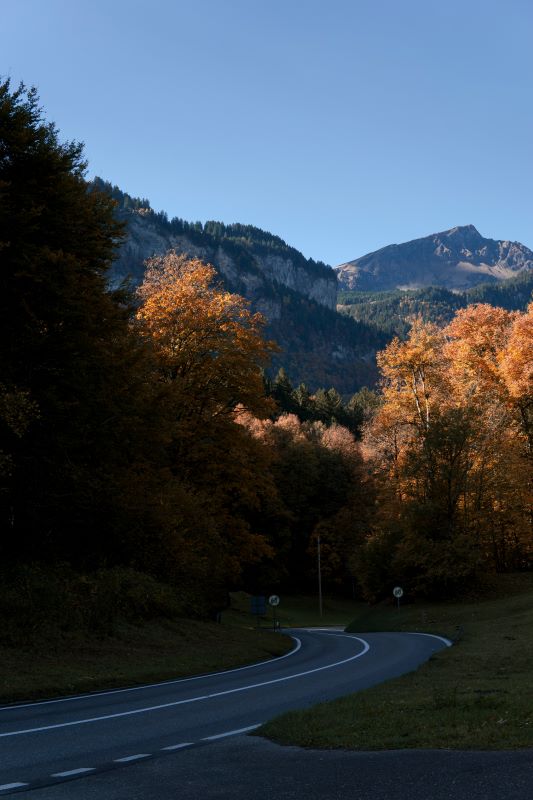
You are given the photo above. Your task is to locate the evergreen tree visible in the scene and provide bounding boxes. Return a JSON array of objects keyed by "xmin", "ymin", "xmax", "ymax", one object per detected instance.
[
  {"xmin": 271, "ymin": 368, "xmax": 297, "ymax": 414},
  {"xmin": 0, "ymin": 80, "xmax": 149, "ymax": 564}
]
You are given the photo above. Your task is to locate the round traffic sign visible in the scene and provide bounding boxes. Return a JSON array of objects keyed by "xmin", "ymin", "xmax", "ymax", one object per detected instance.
[
  {"xmin": 268, "ymin": 594, "xmax": 280, "ymax": 606},
  {"xmin": 393, "ymin": 586, "xmax": 404, "ymax": 599}
]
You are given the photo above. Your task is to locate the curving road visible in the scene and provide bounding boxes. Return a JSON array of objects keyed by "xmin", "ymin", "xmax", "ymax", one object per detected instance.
[{"xmin": 0, "ymin": 629, "xmax": 449, "ymax": 796}]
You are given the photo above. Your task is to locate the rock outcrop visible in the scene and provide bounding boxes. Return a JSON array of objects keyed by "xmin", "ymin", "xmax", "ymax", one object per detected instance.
[
  {"xmin": 89, "ymin": 178, "xmax": 381, "ymax": 393},
  {"xmin": 111, "ymin": 209, "xmax": 338, "ymax": 317}
]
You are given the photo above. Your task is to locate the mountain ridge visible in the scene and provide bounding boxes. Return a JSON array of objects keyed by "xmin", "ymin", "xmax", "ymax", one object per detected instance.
[
  {"xmin": 336, "ymin": 225, "xmax": 533, "ymax": 292},
  {"xmin": 93, "ymin": 179, "xmax": 532, "ymax": 394},
  {"xmin": 92, "ymin": 178, "xmax": 384, "ymax": 393}
]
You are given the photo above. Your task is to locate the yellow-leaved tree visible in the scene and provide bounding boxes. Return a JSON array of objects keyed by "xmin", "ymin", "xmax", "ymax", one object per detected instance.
[
  {"xmin": 356, "ymin": 305, "xmax": 533, "ymax": 599},
  {"xmin": 135, "ymin": 252, "xmax": 279, "ymax": 588}
]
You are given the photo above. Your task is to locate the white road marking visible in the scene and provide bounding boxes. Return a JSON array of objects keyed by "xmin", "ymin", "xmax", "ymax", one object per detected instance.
[
  {"xmin": 404, "ymin": 632, "xmax": 453, "ymax": 647},
  {"xmin": 203, "ymin": 723, "xmax": 261, "ymax": 740},
  {"xmin": 52, "ymin": 768, "xmax": 95, "ymax": 777},
  {"xmin": 161, "ymin": 742, "xmax": 193, "ymax": 751},
  {"xmin": 0, "ymin": 634, "xmax": 371, "ymax": 738},
  {"xmin": 0, "ymin": 638, "xmax": 302, "ymax": 712},
  {"xmin": 114, "ymin": 754, "xmax": 151, "ymax": 763},
  {"xmin": 303, "ymin": 627, "xmax": 345, "ymax": 631},
  {"xmin": 0, "ymin": 784, "xmax": 28, "ymax": 791}
]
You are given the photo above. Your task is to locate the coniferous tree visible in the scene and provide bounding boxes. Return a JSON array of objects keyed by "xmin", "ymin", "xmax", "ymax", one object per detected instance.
[
  {"xmin": 271, "ymin": 368, "xmax": 297, "ymax": 414},
  {"xmin": 0, "ymin": 81, "xmax": 152, "ymax": 565}
]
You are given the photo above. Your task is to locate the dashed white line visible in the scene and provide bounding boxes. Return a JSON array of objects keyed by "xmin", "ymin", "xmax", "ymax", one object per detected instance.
[
  {"xmin": 161, "ymin": 742, "xmax": 193, "ymax": 751},
  {"xmin": 51, "ymin": 768, "xmax": 95, "ymax": 777},
  {"xmin": 114, "ymin": 753, "xmax": 151, "ymax": 763},
  {"xmin": 0, "ymin": 635, "xmax": 371, "ymax": 738},
  {"xmin": 0, "ymin": 728, "xmax": 264, "ymax": 793},
  {"xmin": 203, "ymin": 723, "xmax": 262, "ymax": 740}
]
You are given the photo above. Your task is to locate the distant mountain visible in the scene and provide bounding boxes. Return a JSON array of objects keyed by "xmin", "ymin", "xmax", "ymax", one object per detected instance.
[
  {"xmin": 92, "ymin": 178, "xmax": 385, "ymax": 393},
  {"xmin": 336, "ymin": 225, "xmax": 533, "ymax": 292}
]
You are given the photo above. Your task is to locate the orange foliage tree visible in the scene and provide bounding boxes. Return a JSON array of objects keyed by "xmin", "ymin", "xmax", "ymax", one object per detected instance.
[
  {"xmin": 238, "ymin": 411, "xmax": 372, "ymax": 591},
  {"xmin": 135, "ymin": 252, "xmax": 279, "ymax": 587},
  {"xmin": 357, "ymin": 305, "xmax": 533, "ymax": 599}
]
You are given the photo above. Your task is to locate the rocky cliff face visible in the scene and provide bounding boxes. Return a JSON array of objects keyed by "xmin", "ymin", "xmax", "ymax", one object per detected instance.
[
  {"xmin": 111, "ymin": 210, "xmax": 338, "ymax": 317},
  {"xmin": 336, "ymin": 225, "xmax": 533, "ymax": 292},
  {"xmin": 91, "ymin": 178, "xmax": 384, "ymax": 393}
]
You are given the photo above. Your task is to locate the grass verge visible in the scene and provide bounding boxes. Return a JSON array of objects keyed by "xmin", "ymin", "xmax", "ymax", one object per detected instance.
[
  {"xmin": 225, "ymin": 592, "xmax": 362, "ymax": 629},
  {"xmin": 1, "ymin": 586, "xmax": 355, "ymax": 705},
  {"xmin": 0, "ymin": 618, "xmax": 291, "ymax": 705},
  {"xmin": 259, "ymin": 574, "xmax": 533, "ymax": 749}
]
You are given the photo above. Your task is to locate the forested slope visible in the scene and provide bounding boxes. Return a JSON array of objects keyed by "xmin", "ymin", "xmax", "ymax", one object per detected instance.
[
  {"xmin": 91, "ymin": 178, "xmax": 385, "ymax": 393},
  {"xmin": 339, "ymin": 271, "xmax": 533, "ymax": 339}
]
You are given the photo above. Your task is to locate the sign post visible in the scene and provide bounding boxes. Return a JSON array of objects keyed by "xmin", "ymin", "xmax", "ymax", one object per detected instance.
[
  {"xmin": 317, "ymin": 534, "xmax": 323, "ymax": 618},
  {"xmin": 393, "ymin": 586, "xmax": 404, "ymax": 610},
  {"xmin": 268, "ymin": 594, "xmax": 280, "ymax": 631},
  {"xmin": 250, "ymin": 595, "xmax": 266, "ymax": 627}
]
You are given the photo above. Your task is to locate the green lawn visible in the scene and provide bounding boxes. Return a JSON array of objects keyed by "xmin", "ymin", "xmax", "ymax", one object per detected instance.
[
  {"xmin": 0, "ymin": 617, "xmax": 291, "ymax": 705},
  {"xmin": 2, "ymin": 589, "xmax": 355, "ymax": 705},
  {"xmin": 260, "ymin": 574, "xmax": 533, "ymax": 750},
  {"xmin": 225, "ymin": 591, "xmax": 363, "ymax": 629}
]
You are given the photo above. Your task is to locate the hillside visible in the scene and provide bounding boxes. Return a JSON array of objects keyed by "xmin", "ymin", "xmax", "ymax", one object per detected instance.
[
  {"xmin": 94, "ymin": 182, "xmax": 533, "ymax": 390},
  {"xmin": 93, "ymin": 179, "xmax": 385, "ymax": 392},
  {"xmin": 338, "ymin": 270, "xmax": 533, "ymax": 338},
  {"xmin": 336, "ymin": 224, "xmax": 533, "ymax": 292}
]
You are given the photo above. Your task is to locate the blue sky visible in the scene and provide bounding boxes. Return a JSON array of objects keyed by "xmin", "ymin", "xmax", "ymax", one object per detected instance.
[{"xmin": 2, "ymin": 0, "xmax": 532, "ymax": 265}]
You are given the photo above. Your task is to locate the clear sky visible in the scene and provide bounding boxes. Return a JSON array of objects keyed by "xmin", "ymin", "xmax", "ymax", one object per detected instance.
[{"xmin": 2, "ymin": 0, "xmax": 532, "ymax": 265}]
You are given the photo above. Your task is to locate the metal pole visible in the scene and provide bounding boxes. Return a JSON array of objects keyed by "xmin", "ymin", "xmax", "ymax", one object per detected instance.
[{"xmin": 317, "ymin": 534, "xmax": 323, "ymax": 618}]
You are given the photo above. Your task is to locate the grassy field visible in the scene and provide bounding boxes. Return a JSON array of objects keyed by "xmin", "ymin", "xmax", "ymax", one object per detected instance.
[
  {"xmin": 225, "ymin": 592, "xmax": 362, "ymax": 629},
  {"xmin": 0, "ymin": 590, "xmax": 354, "ymax": 705},
  {"xmin": 0, "ymin": 616, "xmax": 291, "ymax": 705},
  {"xmin": 260, "ymin": 574, "xmax": 533, "ymax": 750}
]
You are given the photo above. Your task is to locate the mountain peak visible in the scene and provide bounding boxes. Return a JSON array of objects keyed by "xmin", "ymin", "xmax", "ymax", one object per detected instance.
[
  {"xmin": 446, "ymin": 224, "xmax": 481, "ymax": 237},
  {"xmin": 336, "ymin": 226, "xmax": 533, "ymax": 292}
]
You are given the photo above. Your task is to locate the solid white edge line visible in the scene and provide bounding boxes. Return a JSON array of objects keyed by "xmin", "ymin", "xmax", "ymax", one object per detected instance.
[
  {"xmin": 52, "ymin": 768, "xmax": 95, "ymax": 777},
  {"xmin": 203, "ymin": 723, "xmax": 261, "ymax": 740},
  {"xmin": 312, "ymin": 628, "xmax": 452, "ymax": 648},
  {"xmin": 161, "ymin": 742, "xmax": 193, "ymax": 751},
  {"xmin": 0, "ymin": 634, "xmax": 372, "ymax": 738},
  {"xmin": 113, "ymin": 754, "xmax": 151, "ymax": 763},
  {"xmin": 0, "ymin": 784, "xmax": 29, "ymax": 791},
  {"xmin": 0, "ymin": 637, "xmax": 302, "ymax": 712},
  {"xmin": 403, "ymin": 631, "xmax": 453, "ymax": 647}
]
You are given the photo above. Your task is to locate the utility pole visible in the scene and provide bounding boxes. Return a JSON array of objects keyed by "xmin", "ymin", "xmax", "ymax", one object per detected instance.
[{"xmin": 317, "ymin": 534, "xmax": 323, "ymax": 617}]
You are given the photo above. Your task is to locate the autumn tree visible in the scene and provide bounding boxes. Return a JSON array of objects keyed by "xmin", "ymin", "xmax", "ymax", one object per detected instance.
[
  {"xmin": 135, "ymin": 252, "xmax": 279, "ymax": 586},
  {"xmin": 136, "ymin": 253, "xmax": 275, "ymax": 427},
  {"xmin": 358, "ymin": 306, "xmax": 533, "ymax": 599},
  {"xmin": 238, "ymin": 412, "xmax": 371, "ymax": 592},
  {"xmin": 445, "ymin": 304, "xmax": 531, "ymax": 568},
  {"xmin": 499, "ymin": 302, "xmax": 533, "ymax": 457}
]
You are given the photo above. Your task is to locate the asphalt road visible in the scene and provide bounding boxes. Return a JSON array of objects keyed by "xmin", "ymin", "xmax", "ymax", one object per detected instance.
[{"xmin": 0, "ymin": 629, "xmax": 450, "ymax": 797}]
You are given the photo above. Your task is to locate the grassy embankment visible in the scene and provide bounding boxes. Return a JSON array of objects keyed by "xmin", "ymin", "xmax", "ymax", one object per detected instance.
[
  {"xmin": 0, "ymin": 589, "xmax": 355, "ymax": 705},
  {"xmin": 260, "ymin": 574, "xmax": 533, "ymax": 750},
  {"xmin": 0, "ymin": 618, "xmax": 290, "ymax": 705}
]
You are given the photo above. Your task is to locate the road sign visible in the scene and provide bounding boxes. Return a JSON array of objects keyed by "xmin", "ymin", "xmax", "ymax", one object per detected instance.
[
  {"xmin": 250, "ymin": 596, "xmax": 266, "ymax": 616},
  {"xmin": 268, "ymin": 595, "xmax": 280, "ymax": 607},
  {"xmin": 393, "ymin": 586, "xmax": 403, "ymax": 598}
]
